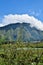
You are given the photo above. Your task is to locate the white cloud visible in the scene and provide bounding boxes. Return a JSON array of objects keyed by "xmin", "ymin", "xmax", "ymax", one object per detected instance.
[
  {"xmin": 28, "ymin": 10, "xmax": 41, "ymax": 16},
  {"xmin": 0, "ymin": 14, "xmax": 43, "ymax": 31},
  {"xmin": 0, "ymin": 24, "xmax": 4, "ymax": 27}
]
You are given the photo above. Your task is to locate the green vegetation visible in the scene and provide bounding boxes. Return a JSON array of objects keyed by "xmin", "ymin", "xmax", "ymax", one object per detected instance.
[{"xmin": 0, "ymin": 42, "xmax": 43, "ymax": 65}]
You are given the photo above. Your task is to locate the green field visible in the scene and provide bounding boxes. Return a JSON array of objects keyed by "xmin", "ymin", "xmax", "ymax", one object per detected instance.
[{"xmin": 0, "ymin": 42, "xmax": 43, "ymax": 65}]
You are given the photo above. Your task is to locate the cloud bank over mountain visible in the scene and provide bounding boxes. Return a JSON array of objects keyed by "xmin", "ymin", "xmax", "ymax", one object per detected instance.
[{"xmin": 0, "ymin": 14, "xmax": 43, "ymax": 31}]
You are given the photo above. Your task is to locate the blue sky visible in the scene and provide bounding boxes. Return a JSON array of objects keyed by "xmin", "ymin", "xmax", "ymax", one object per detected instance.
[
  {"xmin": 0, "ymin": 0, "xmax": 43, "ymax": 21},
  {"xmin": 0, "ymin": 0, "xmax": 43, "ymax": 31}
]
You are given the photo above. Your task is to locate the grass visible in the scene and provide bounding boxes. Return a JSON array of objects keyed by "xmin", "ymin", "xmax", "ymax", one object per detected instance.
[{"xmin": 0, "ymin": 42, "xmax": 43, "ymax": 65}]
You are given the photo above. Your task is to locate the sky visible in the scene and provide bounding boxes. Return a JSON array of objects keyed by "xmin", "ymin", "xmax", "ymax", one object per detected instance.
[
  {"xmin": 0, "ymin": 0, "xmax": 43, "ymax": 30},
  {"xmin": 0, "ymin": 0, "xmax": 43, "ymax": 20}
]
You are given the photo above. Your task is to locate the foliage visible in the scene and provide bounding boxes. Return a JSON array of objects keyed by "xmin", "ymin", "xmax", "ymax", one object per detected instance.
[{"xmin": 0, "ymin": 42, "xmax": 43, "ymax": 65}]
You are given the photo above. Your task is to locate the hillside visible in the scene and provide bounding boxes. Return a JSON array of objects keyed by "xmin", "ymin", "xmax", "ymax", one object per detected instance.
[{"xmin": 0, "ymin": 23, "xmax": 43, "ymax": 42}]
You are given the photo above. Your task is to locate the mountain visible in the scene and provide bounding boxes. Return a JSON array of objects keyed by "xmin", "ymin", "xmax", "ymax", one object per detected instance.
[{"xmin": 0, "ymin": 23, "xmax": 43, "ymax": 42}]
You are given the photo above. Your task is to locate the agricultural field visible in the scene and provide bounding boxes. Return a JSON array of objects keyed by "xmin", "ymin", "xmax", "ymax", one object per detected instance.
[{"xmin": 0, "ymin": 42, "xmax": 43, "ymax": 65}]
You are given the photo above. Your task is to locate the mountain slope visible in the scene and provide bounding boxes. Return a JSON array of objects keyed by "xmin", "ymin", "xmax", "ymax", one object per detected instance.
[{"xmin": 0, "ymin": 23, "xmax": 43, "ymax": 42}]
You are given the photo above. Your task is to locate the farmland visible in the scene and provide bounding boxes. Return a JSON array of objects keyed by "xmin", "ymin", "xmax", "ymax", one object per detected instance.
[{"xmin": 0, "ymin": 42, "xmax": 43, "ymax": 65}]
